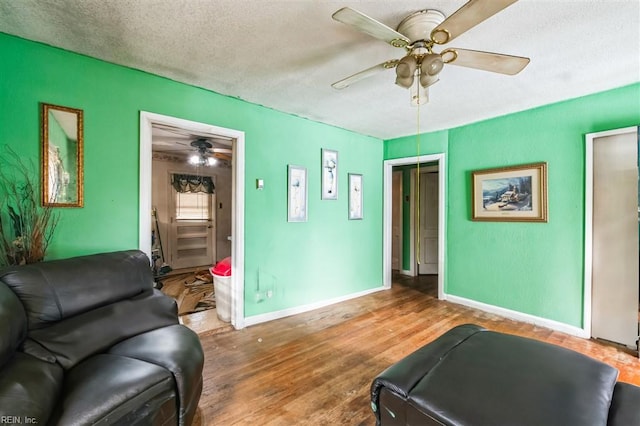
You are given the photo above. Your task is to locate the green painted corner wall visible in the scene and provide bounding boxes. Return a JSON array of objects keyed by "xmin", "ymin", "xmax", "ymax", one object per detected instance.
[
  {"xmin": 385, "ymin": 83, "xmax": 640, "ymax": 327},
  {"xmin": 0, "ymin": 33, "xmax": 384, "ymax": 318}
]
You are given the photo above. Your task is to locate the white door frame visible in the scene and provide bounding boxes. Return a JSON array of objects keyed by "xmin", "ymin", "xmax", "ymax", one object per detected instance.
[
  {"xmin": 584, "ymin": 126, "xmax": 638, "ymax": 338},
  {"xmin": 140, "ymin": 112, "xmax": 246, "ymax": 329},
  {"xmin": 383, "ymin": 154, "xmax": 446, "ymax": 299}
]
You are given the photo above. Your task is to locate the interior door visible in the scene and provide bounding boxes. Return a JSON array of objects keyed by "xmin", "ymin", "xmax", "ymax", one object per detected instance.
[
  {"xmin": 591, "ymin": 129, "xmax": 639, "ymax": 348},
  {"xmin": 392, "ymin": 171, "xmax": 402, "ymax": 271},
  {"xmin": 418, "ymin": 171, "xmax": 438, "ymax": 274},
  {"xmin": 170, "ymin": 190, "xmax": 216, "ymax": 270}
]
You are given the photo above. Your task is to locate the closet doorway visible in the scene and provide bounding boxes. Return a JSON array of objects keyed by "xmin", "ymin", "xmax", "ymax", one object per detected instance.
[{"xmin": 586, "ymin": 126, "xmax": 639, "ymax": 351}]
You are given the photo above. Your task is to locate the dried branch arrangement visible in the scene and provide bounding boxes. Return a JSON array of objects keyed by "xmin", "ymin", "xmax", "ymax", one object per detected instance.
[{"xmin": 0, "ymin": 147, "xmax": 59, "ymax": 267}]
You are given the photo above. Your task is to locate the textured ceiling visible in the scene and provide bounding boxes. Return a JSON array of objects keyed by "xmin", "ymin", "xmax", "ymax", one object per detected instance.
[{"xmin": 1, "ymin": 0, "xmax": 639, "ymax": 139}]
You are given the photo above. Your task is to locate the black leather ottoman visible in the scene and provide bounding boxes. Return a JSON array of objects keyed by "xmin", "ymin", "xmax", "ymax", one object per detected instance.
[{"xmin": 371, "ymin": 324, "xmax": 640, "ymax": 426}]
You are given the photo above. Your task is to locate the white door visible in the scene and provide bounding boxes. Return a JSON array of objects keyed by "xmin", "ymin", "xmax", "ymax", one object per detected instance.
[
  {"xmin": 392, "ymin": 171, "xmax": 402, "ymax": 271},
  {"xmin": 170, "ymin": 190, "xmax": 216, "ymax": 270},
  {"xmin": 418, "ymin": 172, "xmax": 438, "ymax": 274},
  {"xmin": 591, "ymin": 129, "xmax": 639, "ymax": 348}
]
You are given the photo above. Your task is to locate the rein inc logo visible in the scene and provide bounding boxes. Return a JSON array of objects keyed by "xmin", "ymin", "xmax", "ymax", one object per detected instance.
[{"xmin": 0, "ymin": 416, "xmax": 38, "ymax": 424}]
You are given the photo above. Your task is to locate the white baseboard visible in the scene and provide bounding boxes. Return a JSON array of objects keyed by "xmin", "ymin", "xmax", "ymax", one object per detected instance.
[
  {"xmin": 400, "ymin": 269, "xmax": 413, "ymax": 276},
  {"xmin": 445, "ymin": 294, "xmax": 589, "ymax": 338},
  {"xmin": 244, "ymin": 286, "xmax": 388, "ymax": 327}
]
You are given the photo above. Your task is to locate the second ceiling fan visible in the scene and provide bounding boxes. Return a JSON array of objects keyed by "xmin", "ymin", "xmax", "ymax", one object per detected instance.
[{"xmin": 331, "ymin": 0, "xmax": 530, "ymax": 105}]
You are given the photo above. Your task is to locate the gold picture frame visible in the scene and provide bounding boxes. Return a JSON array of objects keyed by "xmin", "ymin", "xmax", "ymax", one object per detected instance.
[
  {"xmin": 41, "ymin": 103, "xmax": 84, "ymax": 207},
  {"xmin": 471, "ymin": 162, "xmax": 547, "ymax": 222}
]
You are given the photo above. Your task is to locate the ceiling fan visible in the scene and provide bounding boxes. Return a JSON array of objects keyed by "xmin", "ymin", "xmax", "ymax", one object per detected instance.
[
  {"xmin": 152, "ymin": 123, "xmax": 233, "ymax": 166},
  {"xmin": 331, "ymin": 0, "xmax": 530, "ymax": 105},
  {"xmin": 187, "ymin": 138, "xmax": 232, "ymax": 166}
]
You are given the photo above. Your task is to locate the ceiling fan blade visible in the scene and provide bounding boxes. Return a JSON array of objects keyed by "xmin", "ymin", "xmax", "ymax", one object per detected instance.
[
  {"xmin": 152, "ymin": 123, "xmax": 233, "ymax": 141},
  {"xmin": 213, "ymin": 152, "xmax": 232, "ymax": 161},
  {"xmin": 443, "ymin": 48, "xmax": 529, "ymax": 75},
  {"xmin": 152, "ymin": 139, "xmax": 191, "ymax": 147},
  {"xmin": 332, "ymin": 7, "xmax": 410, "ymax": 48},
  {"xmin": 431, "ymin": 0, "xmax": 519, "ymax": 44},
  {"xmin": 331, "ymin": 60, "xmax": 398, "ymax": 90},
  {"xmin": 212, "ymin": 148, "xmax": 232, "ymax": 154}
]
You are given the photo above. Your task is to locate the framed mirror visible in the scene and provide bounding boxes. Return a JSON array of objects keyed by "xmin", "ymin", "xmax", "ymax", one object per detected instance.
[{"xmin": 41, "ymin": 103, "xmax": 84, "ymax": 207}]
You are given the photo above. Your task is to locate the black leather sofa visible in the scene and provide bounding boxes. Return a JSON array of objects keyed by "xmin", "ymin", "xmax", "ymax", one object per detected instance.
[
  {"xmin": 0, "ymin": 250, "xmax": 204, "ymax": 426},
  {"xmin": 371, "ymin": 324, "xmax": 640, "ymax": 426}
]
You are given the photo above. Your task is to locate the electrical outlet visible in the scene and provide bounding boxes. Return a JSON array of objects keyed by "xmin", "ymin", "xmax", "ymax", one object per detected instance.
[{"xmin": 266, "ymin": 290, "xmax": 273, "ymax": 298}]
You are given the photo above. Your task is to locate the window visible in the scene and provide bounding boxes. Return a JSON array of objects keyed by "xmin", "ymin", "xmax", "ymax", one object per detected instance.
[{"xmin": 175, "ymin": 191, "xmax": 211, "ymax": 220}]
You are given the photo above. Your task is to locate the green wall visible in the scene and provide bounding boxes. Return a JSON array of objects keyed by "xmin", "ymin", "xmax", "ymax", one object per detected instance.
[
  {"xmin": 385, "ymin": 83, "xmax": 640, "ymax": 327},
  {"xmin": 0, "ymin": 33, "xmax": 384, "ymax": 318}
]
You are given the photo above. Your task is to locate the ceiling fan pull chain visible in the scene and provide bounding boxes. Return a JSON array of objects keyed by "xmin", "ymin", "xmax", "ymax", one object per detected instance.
[{"xmin": 416, "ymin": 95, "xmax": 421, "ymax": 266}]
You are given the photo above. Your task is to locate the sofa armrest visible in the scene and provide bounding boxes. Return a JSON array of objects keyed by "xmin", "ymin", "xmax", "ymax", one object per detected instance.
[
  {"xmin": 0, "ymin": 352, "xmax": 63, "ymax": 425},
  {"xmin": 109, "ymin": 324, "xmax": 204, "ymax": 426}
]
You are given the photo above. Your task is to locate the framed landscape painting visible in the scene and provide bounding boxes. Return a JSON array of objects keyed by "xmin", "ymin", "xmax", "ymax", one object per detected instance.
[{"xmin": 471, "ymin": 162, "xmax": 547, "ymax": 222}]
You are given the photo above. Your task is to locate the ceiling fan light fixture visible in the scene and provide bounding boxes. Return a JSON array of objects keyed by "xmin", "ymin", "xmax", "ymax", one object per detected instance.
[
  {"xmin": 395, "ymin": 74, "xmax": 414, "ymax": 89},
  {"xmin": 419, "ymin": 72, "xmax": 439, "ymax": 89},
  {"xmin": 188, "ymin": 154, "xmax": 201, "ymax": 165},
  {"xmin": 207, "ymin": 157, "xmax": 217, "ymax": 166},
  {"xmin": 421, "ymin": 53, "xmax": 444, "ymax": 76},
  {"xmin": 395, "ymin": 55, "xmax": 417, "ymax": 78}
]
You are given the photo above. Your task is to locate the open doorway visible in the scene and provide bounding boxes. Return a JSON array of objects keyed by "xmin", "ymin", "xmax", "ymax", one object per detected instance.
[
  {"xmin": 384, "ymin": 154, "xmax": 446, "ymax": 300},
  {"xmin": 139, "ymin": 112, "xmax": 246, "ymax": 330}
]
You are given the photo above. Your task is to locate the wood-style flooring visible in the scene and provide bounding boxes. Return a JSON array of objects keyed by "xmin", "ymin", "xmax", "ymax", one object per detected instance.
[{"xmin": 193, "ymin": 274, "xmax": 640, "ymax": 425}]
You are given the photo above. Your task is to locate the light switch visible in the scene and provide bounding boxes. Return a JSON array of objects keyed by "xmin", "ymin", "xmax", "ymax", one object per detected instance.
[{"xmin": 257, "ymin": 179, "xmax": 264, "ymax": 190}]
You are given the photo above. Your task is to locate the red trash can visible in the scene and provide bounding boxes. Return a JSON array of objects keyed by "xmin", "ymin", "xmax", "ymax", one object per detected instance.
[{"xmin": 209, "ymin": 257, "xmax": 232, "ymax": 322}]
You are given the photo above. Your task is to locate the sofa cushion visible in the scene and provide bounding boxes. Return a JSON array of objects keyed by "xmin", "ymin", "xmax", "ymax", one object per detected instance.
[
  {"xmin": 0, "ymin": 250, "xmax": 153, "ymax": 330},
  {"xmin": 407, "ymin": 328, "xmax": 619, "ymax": 426},
  {"xmin": 0, "ymin": 352, "xmax": 63, "ymax": 425},
  {"xmin": 52, "ymin": 354, "xmax": 176, "ymax": 426},
  {"xmin": 25, "ymin": 289, "xmax": 178, "ymax": 369},
  {"xmin": 0, "ymin": 282, "xmax": 27, "ymax": 367},
  {"xmin": 608, "ymin": 382, "xmax": 640, "ymax": 426},
  {"xmin": 109, "ymin": 324, "xmax": 204, "ymax": 426}
]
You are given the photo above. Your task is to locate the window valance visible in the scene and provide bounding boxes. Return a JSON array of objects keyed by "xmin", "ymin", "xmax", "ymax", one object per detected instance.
[{"xmin": 171, "ymin": 174, "xmax": 215, "ymax": 194}]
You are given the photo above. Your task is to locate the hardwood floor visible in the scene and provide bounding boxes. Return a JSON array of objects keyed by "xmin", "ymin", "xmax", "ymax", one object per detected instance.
[{"xmin": 194, "ymin": 274, "xmax": 640, "ymax": 425}]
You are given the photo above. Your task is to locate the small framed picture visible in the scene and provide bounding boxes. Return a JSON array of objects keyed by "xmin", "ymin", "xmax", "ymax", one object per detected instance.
[
  {"xmin": 471, "ymin": 162, "xmax": 547, "ymax": 222},
  {"xmin": 287, "ymin": 165, "xmax": 308, "ymax": 222},
  {"xmin": 321, "ymin": 149, "xmax": 338, "ymax": 200},
  {"xmin": 348, "ymin": 173, "xmax": 363, "ymax": 220}
]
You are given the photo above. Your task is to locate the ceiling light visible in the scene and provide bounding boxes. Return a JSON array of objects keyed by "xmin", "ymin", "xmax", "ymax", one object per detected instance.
[
  {"xmin": 395, "ymin": 55, "xmax": 417, "ymax": 88},
  {"xmin": 421, "ymin": 53, "xmax": 444, "ymax": 77},
  {"xmin": 188, "ymin": 153, "xmax": 216, "ymax": 167},
  {"xmin": 419, "ymin": 73, "xmax": 439, "ymax": 89}
]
